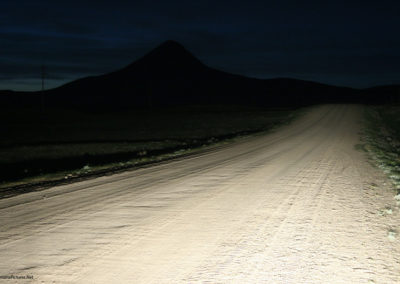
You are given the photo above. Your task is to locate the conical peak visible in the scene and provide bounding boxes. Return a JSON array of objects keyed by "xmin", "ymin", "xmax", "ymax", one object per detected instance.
[
  {"xmin": 135, "ymin": 40, "xmax": 203, "ymax": 68},
  {"xmin": 158, "ymin": 40, "xmax": 185, "ymax": 50},
  {"xmin": 149, "ymin": 40, "xmax": 195, "ymax": 59}
]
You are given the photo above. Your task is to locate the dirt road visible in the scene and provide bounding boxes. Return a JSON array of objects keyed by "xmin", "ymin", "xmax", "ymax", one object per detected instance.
[{"xmin": 0, "ymin": 105, "xmax": 399, "ymax": 283}]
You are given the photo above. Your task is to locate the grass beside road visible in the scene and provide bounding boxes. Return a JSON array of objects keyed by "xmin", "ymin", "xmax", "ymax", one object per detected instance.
[
  {"xmin": 0, "ymin": 106, "xmax": 302, "ymax": 196},
  {"xmin": 361, "ymin": 105, "xmax": 400, "ymax": 199}
]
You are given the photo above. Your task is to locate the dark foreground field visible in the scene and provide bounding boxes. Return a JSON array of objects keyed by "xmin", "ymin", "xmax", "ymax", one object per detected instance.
[{"xmin": 0, "ymin": 106, "xmax": 299, "ymax": 191}]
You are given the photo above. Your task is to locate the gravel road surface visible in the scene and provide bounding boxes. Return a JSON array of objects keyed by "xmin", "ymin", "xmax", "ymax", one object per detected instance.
[{"xmin": 0, "ymin": 105, "xmax": 399, "ymax": 283}]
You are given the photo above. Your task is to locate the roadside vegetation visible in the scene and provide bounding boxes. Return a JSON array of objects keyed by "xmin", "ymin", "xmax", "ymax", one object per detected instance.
[
  {"xmin": 0, "ymin": 106, "xmax": 302, "ymax": 196},
  {"xmin": 362, "ymin": 105, "xmax": 400, "ymax": 203}
]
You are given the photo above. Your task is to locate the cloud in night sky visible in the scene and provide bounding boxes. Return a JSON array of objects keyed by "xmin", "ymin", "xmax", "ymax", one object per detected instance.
[{"xmin": 1, "ymin": 0, "xmax": 399, "ymax": 91}]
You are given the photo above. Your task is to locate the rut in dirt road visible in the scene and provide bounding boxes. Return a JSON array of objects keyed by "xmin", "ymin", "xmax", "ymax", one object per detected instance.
[{"xmin": 0, "ymin": 105, "xmax": 399, "ymax": 283}]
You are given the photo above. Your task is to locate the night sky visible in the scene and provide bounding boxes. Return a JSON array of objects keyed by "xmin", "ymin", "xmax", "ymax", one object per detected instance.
[{"xmin": 2, "ymin": 0, "xmax": 399, "ymax": 91}]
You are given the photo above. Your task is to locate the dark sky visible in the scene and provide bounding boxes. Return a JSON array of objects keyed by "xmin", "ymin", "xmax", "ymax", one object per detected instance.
[{"xmin": 1, "ymin": 0, "xmax": 399, "ymax": 91}]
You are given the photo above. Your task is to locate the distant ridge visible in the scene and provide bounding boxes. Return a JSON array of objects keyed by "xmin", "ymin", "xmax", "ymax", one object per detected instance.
[{"xmin": 1, "ymin": 40, "xmax": 399, "ymax": 109}]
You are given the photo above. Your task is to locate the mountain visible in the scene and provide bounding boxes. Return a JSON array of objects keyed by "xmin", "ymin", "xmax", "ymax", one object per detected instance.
[
  {"xmin": 48, "ymin": 40, "xmax": 260, "ymax": 108},
  {"xmin": 1, "ymin": 40, "xmax": 397, "ymax": 109}
]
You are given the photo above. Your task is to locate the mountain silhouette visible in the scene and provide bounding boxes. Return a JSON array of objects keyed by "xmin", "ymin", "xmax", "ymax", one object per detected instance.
[
  {"xmin": 46, "ymin": 40, "xmax": 261, "ymax": 108},
  {"xmin": 1, "ymin": 40, "xmax": 398, "ymax": 109}
]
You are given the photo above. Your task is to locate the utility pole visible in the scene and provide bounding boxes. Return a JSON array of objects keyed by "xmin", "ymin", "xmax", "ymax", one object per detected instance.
[
  {"xmin": 145, "ymin": 63, "xmax": 152, "ymax": 109},
  {"xmin": 41, "ymin": 64, "xmax": 46, "ymax": 113}
]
